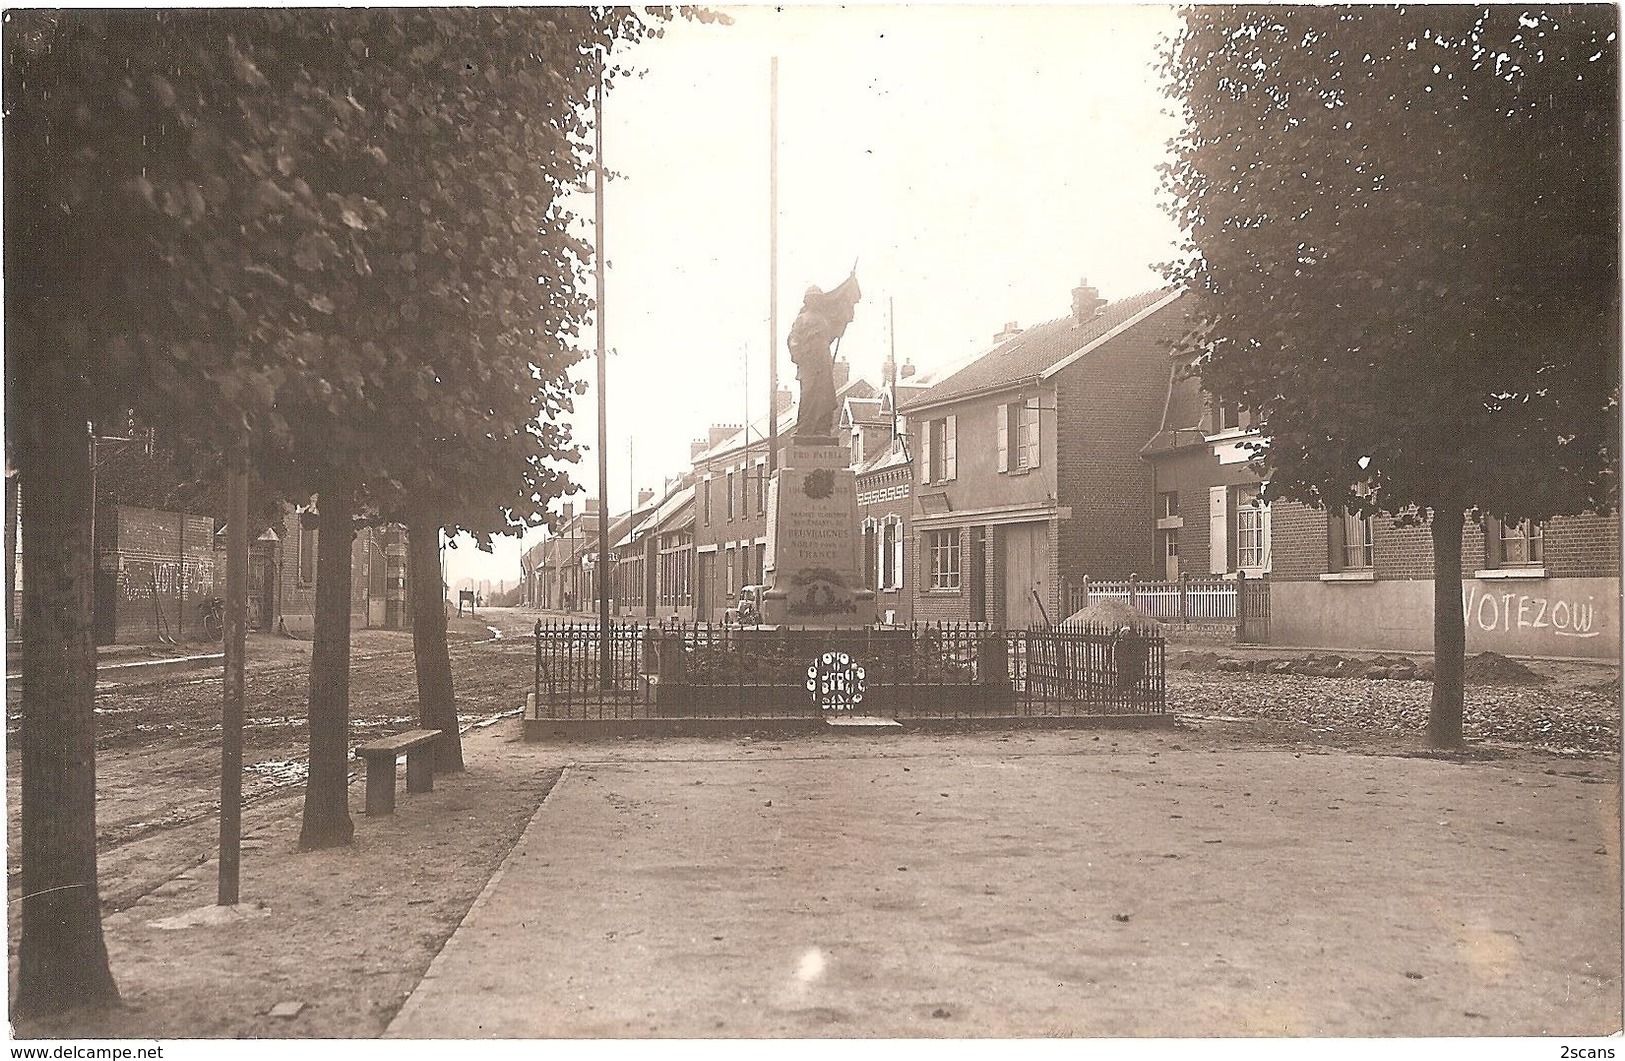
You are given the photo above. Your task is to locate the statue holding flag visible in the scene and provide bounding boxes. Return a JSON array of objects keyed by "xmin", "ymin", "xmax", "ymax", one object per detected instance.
[{"xmin": 787, "ymin": 268, "xmax": 861, "ymax": 441}]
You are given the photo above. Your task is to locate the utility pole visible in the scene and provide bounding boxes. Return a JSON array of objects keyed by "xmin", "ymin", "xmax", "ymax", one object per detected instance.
[
  {"xmin": 766, "ymin": 56, "xmax": 780, "ymax": 479},
  {"xmin": 594, "ymin": 37, "xmax": 611, "ymax": 687},
  {"xmin": 218, "ymin": 442, "xmax": 247, "ymax": 905}
]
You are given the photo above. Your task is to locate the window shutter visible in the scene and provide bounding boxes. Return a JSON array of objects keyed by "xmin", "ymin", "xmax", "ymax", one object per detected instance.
[
  {"xmin": 996, "ymin": 404, "xmax": 1009, "ymax": 473},
  {"xmin": 1208, "ymin": 485, "xmax": 1228, "ymax": 575},
  {"xmin": 894, "ymin": 521, "xmax": 906, "ymax": 589},
  {"xmin": 1257, "ymin": 484, "xmax": 1272, "ymax": 572},
  {"xmin": 1025, "ymin": 397, "xmax": 1041, "ymax": 469},
  {"xmin": 1327, "ymin": 508, "xmax": 1346, "ymax": 571},
  {"xmin": 919, "ymin": 426, "xmax": 931, "ymax": 485},
  {"xmin": 945, "ymin": 415, "xmax": 957, "ymax": 480}
]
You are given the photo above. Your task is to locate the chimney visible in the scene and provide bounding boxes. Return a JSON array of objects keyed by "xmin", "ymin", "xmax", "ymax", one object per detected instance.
[
  {"xmin": 775, "ymin": 386, "xmax": 793, "ymax": 413},
  {"xmin": 690, "ymin": 438, "xmax": 707, "ymax": 460},
  {"xmin": 562, "ymin": 501, "xmax": 575, "ymax": 520},
  {"xmin": 831, "ymin": 358, "xmax": 851, "ymax": 390},
  {"xmin": 1071, "ymin": 278, "xmax": 1106, "ymax": 323},
  {"xmin": 637, "ymin": 487, "xmax": 654, "ymax": 507},
  {"xmin": 994, "ymin": 321, "xmax": 1022, "ymax": 343},
  {"xmin": 583, "ymin": 498, "xmax": 600, "ymax": 515},
  {"xmin": 708, "ymin": 423, "xmax": 740, "ymax": 449},
  {"xmin": 899, "ymin": 360, "xmax": 916, "ymax": 380}
]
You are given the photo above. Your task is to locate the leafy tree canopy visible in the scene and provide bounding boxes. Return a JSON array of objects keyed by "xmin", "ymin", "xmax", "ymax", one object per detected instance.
[{"xmin": 1162, "ymin": 4, "xmax": 1620, "ymax": 522}]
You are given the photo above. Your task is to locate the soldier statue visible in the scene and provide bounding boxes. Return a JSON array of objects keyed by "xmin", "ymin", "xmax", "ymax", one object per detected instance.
[{"xmin": 787, "ymin": 269, "xmax": 861, "ymax": 441}]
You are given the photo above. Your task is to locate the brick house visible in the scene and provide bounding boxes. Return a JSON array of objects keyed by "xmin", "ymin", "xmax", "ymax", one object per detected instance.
[
  {"xmin": 632, "ymin": 480, "xmax": 697, "ymax": 622},
  {"xmin": 1141, "ymin": 330, "xmax": 1620, "ymax": 660},
  {"xmin": 1267, "ymin": 503, "xmax": 1619, "ymax": 659},
  {"xmin": 92, "ymin": 504, "xmax": 218, "ymax": 644},
  {"xmin": 898, "ymin": 283, "xmax": 1187, "ymax": 629},
  {"xmin": 1140, "ymin": 348, "xmax": 1271, "ymax": 584},
  {"xmin": 526, "ymin": 499, "xmax": 605, "ymax": 613},
  {"xmin": 261, "ymin": 506, "xmax": 410, "ymax": 637},
  {"xmin": 849, "ymin": 389, "xmax": 914, "ymax": 626}
]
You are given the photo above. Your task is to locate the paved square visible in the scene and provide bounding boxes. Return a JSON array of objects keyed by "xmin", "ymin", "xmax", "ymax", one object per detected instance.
[{"xmin": 388, "ymin": 731, "xmax": 1620, "ymax": 1037}]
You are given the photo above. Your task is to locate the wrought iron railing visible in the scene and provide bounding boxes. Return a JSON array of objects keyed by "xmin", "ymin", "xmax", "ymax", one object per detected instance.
[{"xmin": 531, "ymin": 619, "xmax": 1165, "ymax": 722}]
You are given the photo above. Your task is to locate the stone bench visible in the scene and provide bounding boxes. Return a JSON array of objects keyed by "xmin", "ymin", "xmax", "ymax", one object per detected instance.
[{"xmin": 354, "ymin": 728, "xmax": 442, "ymax": 816}]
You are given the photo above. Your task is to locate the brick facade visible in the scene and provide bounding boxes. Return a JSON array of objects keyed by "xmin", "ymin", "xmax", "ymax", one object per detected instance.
[
  {"xmin": 1054, "ymin": 297, "xmax": 1190, "ymax": 588},
  {"xmin": 907, "ymin": 289, "xmax": 1184, "ymax": 629},
  {"xmin": 93, "ymin": 505, "xmax": 217, "ymax": 644},
  {"xmin": 1268, "ymin": 499, "xmax": 1620, "ymax": 659},
  {"xmin": 857, "ymin": 457, "xmax": 913, "ymax": 625}
]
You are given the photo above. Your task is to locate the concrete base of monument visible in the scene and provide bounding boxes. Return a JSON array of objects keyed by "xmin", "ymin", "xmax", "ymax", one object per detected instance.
[{"xmin": 762, "ymin": 437, "xmax": 877, "ymax": 627}]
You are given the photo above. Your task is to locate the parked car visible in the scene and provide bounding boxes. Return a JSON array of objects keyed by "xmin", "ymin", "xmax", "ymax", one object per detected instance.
[{"xmin": 725, "ymin": 584, "xmax": 765, "ymax": 626}]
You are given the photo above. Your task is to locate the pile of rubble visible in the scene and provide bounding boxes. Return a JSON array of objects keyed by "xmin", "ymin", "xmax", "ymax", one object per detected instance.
[
  {"xmin": 1174, "ymin": 649, "xmax": 1562, "ymax": 686},
  {"xmin": 1176, "ymin": 651, "xmax": 1434, "ymax": 681}
]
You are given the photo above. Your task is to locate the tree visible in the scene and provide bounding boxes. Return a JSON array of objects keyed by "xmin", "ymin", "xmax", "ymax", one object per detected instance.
[
  {"xmin": 3, "ymin": 10, "xmax": 284, "ymax": 1014},
  {"xmin": 1162, "ymin": 5, "xmax": 1619, "ymax": 746},
  {"xmin": 224, "ymin": 9, "xmax": 683, "ymax": 830}
]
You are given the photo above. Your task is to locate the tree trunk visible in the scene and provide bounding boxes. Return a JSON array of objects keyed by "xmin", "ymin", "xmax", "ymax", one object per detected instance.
[
  {"xmin": 1427, "ymin": 505, "xmax": 1467, "ymax": 749},
  {"xmin": 407, "ymin": 511, "xmax": 463, "ymax": 772},
  {"xmin": 6, "ymin": 465, "xmax": 19, "ymax": 628},
  {"xmin": 298, "ymin": 481, "xmax": 357, "ymax": 850},
  {"xmin": 14, "ymin": 391, "xmax": 119, "ymax": 1017}
]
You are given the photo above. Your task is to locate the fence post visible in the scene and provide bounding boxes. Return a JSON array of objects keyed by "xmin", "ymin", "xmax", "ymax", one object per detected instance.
[
  {"xmin": 1128, "ymin": 574, "xmax": 1138, "ymax": 610},
  {"xmin": 1236, "ymin": 569, "xmax": 1247, "ymax": 642},
  {"xmin": 1178, "ymin": 571, "xmax": 1189, "ymax": 622}
]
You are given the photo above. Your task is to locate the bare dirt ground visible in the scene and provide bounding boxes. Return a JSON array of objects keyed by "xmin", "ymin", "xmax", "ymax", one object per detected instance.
[{"xmin": 5, "ymin": 614, "xmax": 1619, "ymax": 1038}]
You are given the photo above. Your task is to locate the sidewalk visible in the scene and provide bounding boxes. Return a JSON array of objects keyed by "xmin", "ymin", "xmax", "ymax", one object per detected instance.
[{"xmin": 385, "ymin": 730, "xmax": 1620, "ymax": 1038}]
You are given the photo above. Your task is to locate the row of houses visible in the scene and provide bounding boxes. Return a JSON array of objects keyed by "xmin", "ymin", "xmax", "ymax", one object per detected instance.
[{"xmin": 521, "ymin": 280, "xmax": 1620, "ymax": 660}]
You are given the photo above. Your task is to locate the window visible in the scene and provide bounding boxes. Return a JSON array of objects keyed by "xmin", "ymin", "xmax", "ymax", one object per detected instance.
[
  {"xmin": 997, "ymin": 398, "xmax": 1040, "ymax": 472},
  {"xmin": 1487, "ymin": 517, "xmax": 1544, "ymax": 568},
  {"xmin": 1159, "ymin": 528, "xmax": 1179, "ymax": 561},
  {"xmin": 927, "ymin": 529, "xmax": 961, "ymax": 590},
  {"xmin": 1158, "ymin": 491, "xmax": 1179, "ymax": 519},
  {"xmin": 1235, "ymin": 486, "xmax": 1270, "ymax": 572},
  {"xmin": 726, "ymin": 471, "xmax": 735, "ymax": 520},
  {"xmin": 880, "ymin": 515, "xmax": 903, "ymax": 590},
  {"xmin": 862, "ymin": 518, "xmax": 878, "ymax": 589},
  {"xmin": 1209, "ymin": 395, "xmax": 1250, "ymax": 433},
  {"xmin": 702, "ymin": 477, "xmax": 713, "ymax": 525},
  {"xmin": 756, "ymin": 460, "xmax": 767, "ymax": 514},
  {"xmin": 754, "ymin": 542, "xmax": 766, "ymax": 586},
  {"xmin": 921, "ymin": 415, "xmax": 957, "ymax": 483},
  {"xmin": 724, "ymin": 546, "xmax": 735, "ymax": 597},
  {"xmin": 1329, "ymin": 505, "xmax": 1374, "ymax": 571},
  {"xmin": 851, "ymin": 431, "xmax": 863, "ymax": 467},
  {"xmin": 298, "ymin": 518, "xmax": 318, "ymax": 584}
]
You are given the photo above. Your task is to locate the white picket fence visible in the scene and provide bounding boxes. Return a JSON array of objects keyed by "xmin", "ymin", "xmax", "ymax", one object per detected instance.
[{"xmin": 1070, "ymin": 576, "xmax": 1240, "ymax": 621}]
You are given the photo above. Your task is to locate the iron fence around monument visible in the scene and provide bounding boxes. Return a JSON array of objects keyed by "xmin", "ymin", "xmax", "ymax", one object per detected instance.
[{"xmin": 531, "ymin": 619, "xmax": 1165, "ymax": 722}]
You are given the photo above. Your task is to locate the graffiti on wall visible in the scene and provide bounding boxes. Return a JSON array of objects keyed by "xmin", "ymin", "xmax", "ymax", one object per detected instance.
[
  {"xmin": 118, "ymin": 558, "xmax": 215, "ymax": 601},
  {"xmin": 1462, "ymin": 583, "xmax": 1601, "ymax": 640}
]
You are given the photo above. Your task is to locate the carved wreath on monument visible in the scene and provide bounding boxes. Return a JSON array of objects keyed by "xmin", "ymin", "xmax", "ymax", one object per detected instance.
[{"xmin": 801, "ymin": 468, "xmax": 835, "ymax": 499}]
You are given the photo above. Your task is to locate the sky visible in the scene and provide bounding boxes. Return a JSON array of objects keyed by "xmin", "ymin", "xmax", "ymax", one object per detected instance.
[{"xmin": 446, "ymin": 3, "xmax": 1186, "ymax": 590}]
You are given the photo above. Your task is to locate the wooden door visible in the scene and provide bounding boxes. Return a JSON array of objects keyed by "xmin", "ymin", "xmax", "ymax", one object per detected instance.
[{"xmin": 1002, "ymin": 523, "xmax": 1051, "ymax": 630}]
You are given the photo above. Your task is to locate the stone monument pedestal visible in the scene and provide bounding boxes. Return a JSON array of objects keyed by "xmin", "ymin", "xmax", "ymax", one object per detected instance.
[{"xmin": 761, "ymin": 438, "xmax": 876, "ymax": 627}]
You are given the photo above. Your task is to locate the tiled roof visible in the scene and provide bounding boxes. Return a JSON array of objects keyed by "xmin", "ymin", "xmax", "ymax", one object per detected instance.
[
  {"xmin": 856, "ymin": 437, "xmax": 911, "ymax": 475},
  {"xmin": 899, "ymin": 287, "xmax": 1177, "ymax": 411},
  {"xmin": 634, "ymin": 483, "xmax": 695, "ymax": 539}
]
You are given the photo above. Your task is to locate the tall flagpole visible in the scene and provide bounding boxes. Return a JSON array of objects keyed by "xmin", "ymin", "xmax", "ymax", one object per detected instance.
[
  {"xmin": 594, "ymin": 38, "xmax": 611, "ymax": 685},
  {"xmin": 766, "ymin": 56, "xmax": 780, "ymax": 479}
]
